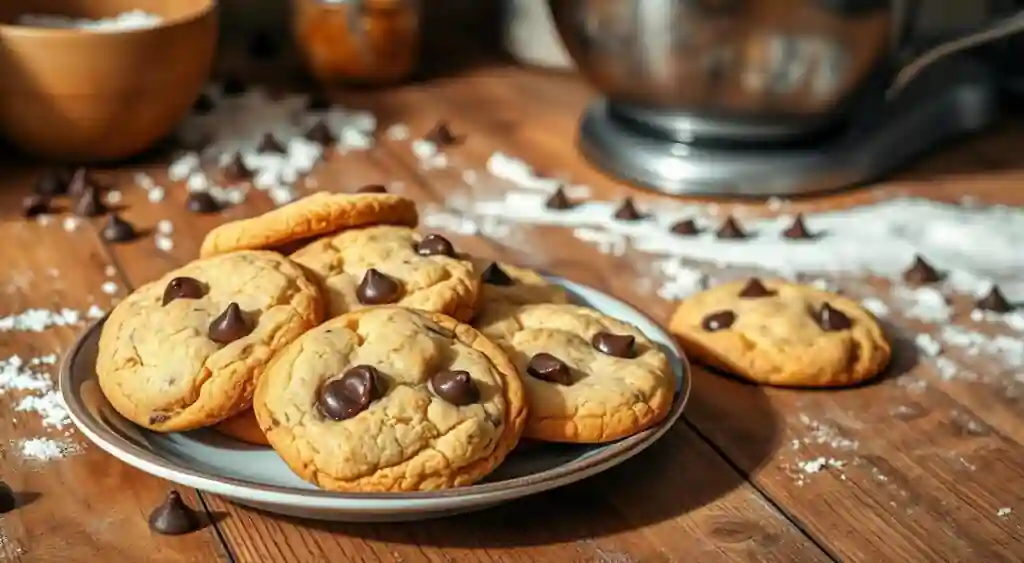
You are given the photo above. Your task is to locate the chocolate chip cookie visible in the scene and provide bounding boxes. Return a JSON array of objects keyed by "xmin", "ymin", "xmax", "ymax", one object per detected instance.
[
  {"xmin": 476, "ymin": 303, "xmax": 676, "ymax": 443},
  {"xmin": 291, "ymin": 226, "xmax": 479, "ymax": 321},
  {"xmin": 199, "ymin": 192, "xmax": 419, "ymax": 257},
  {"xmin": 472, "ymin": 259, "xmax": 568, "ymax": 312},
  {"xmin": 253, "ymin": 307, "xmax": 527, "ymax": 492},
  {"xmin": 97, "ymin": 251, "xmax": 323, "ymax": 432},
  {"xmin": 669, "ymin": 278, "xmax": 891, "ymax": 387}
]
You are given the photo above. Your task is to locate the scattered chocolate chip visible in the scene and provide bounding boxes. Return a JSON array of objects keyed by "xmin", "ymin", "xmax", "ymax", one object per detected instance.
[
  {"xmin": 702, "ymin": 310, "xmax": 736, "ymax": 331},
  {"xmin": 430, "ymin": 370, "xmax": 479, "ymax": 405},
  {"xmin": 670, "ymin": 218, "xmax": 700, "ymax": 236},
  {"xmin": 425, "ymin": 121, "xmax": 459, "ymax": 146},
  {"xmin": 416, "ymin": 234, "xmax": 455, "ymax": 257},
  {"xmin": 208, "ymin": 303, "xmax": 252, "ymax": 344},
  {"xmin": 148, "ymin": 491, "xmax": 200, "ymax": 535},
  {"xmin": 222, "ymin": 75, "xmax": 247, "ymax": 96},
  {"xmin": 222, "ymin": 153, "xmax": 252, "ymax": 182},
  {"xmin": 149, "ymin": 413, "xmax": 170, "ymax": 424},
  {"xmin": 902, "ymin": 255, "xmax": 941, "ymax": 285},
  {"xmin": 782, "ymin": 213, "xmax": 814, "ymax": 239},
  {"xmin": 481, "ymin": 262, "xmax": 514, "ymax": 286},
  {"xmin": 102, "ymin": 213, "xmax": 138, "ymax": 243},
  {"xmin": 35, "ymin": 170, "xmax": 67, "ymax": 196},
  {"xmin": 319, "ymin": 365, "xmax": 382, "ymax": 420},
  {"xmin": 192, "ymin": 93, "xmax": 215, "ymax": 114},
  {"xmin": 815, "ymin": 303, "xmax": 852, "ymax": 331},
  {"xmin": 356, "ymin": 184, "xmax": 387, "ymax": 194},
  {"xmin": 257, "ymin": 133, "xmax": 286, "ymax": 154},
  {"xmin": 527, "ymin": 353, "xmax": 573, "ymax": 385},
  {"xmin": 186, "ymin": 192, "xmax": 220, "ymax": 214},
  {"xmin": 715, "ymin": 216, "xmax": 747, "ymax": 239},
  {"xmin": 22, "ymin": 195, "xmax": 49, "ymax": 218},
  {"xmin": 613, "ymin": 198, "xmax": 643, "ymax": 221},
  {"xmin": 545, "ymin": 186, "xmax": 573, "ymax": 210},
  {"xmin": 67, "ymin": 168, "xmax": 90, "ymax": 197},
  {"xmin": 739, "ymin": 278, "xmax": 775, "ymax": 298},
  {"xmin": 976, "ymin": 285, "xmax": 1014, "ymax": 313},
  {"xmin": 357, "ymin": 269, "xmax": 401, "ymax": 305},
  {"xmin": 0, "ymin": 482, "xmax": 15, "ymax": 514},
  {"xmin": 304, "ymin": 120, "xmax": 335, "ymax": 145},
  {"xmin": 162, "ymin": 277, "xmax": 206, "ymax": 305},
  {"xmin": 307, "ymin": 93, "xmax": 332, "ymax": 111},
  {"xmin": 592, "ymin": 332, "xmax": 636, "ymax": 358},
  {"xmin": 74, "ymin": 186, "xmax": 106, "ymax": 217},
  {"xmin": 247, "ymin": 29, "xmax": 279, "ymax": 59}
]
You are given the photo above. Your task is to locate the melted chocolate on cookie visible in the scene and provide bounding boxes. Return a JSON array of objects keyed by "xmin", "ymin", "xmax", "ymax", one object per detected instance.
[
  {"xmin": 430, "ymin": 370, "xmax": 479, "ymax": 405},
  {"xmin": 320, "ymin": 365, "xmax": 382, "ymax": 420},
  {"xmin": 416, "ymin": 234, "xmax": 455, "ymax": 257},
  {"xmin": 591, "ymin": 332, "xmax": 636, "ymax": 358},
  {"xmin": 738, "ymin": 278, "xmax": 775, "ymax": 298},
  {"xmin": 815, "ymin": 303, "xmax": 852, "ymax": 331},
  {"xmin": 527, "ymin": 353, "xmax": 573, "ymax": 385},
  {"xmin": 162, "ymin": 277, "xmax": 206, "ymax": 306},
  {"xmin": 702, "ymin": 310, "xmax": 736, "ymax": 331},
  {"xmin": 208, "ymin": 303, "xmax": 252, "ymax": 344},
  {"xmin": 357, "ymin": 269, "xmax": 402, "ymax": 305}
]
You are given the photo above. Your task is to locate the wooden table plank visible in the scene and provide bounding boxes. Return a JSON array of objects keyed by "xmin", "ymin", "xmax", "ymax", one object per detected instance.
[{"xmin": 0, "ymin": 171, "xmax": 229, "ymax": 563}]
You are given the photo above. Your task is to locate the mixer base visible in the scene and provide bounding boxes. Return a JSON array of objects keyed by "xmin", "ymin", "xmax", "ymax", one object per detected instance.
[{"xmin": 577, "ymin": 57, "xmax": 1000, "ymax": 197}]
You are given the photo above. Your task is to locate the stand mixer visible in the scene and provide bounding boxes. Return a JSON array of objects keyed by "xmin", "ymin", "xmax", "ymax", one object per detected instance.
[{"xmin": 548, "ymin": 0, "xmax": 1024, "ymax": 197}]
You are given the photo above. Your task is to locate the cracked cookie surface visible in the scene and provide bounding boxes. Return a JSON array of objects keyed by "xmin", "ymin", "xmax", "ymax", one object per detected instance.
[
  {"xmin": 475, "ymin": 303, "xmax": 676, "ymax": 443},
  {"xmin": 291, "ymin": 226, "xmax": 479, "ymax": 321},
  {"xmin": 668, "ymin": 279, "xmax": 890, "ymax": 387},
  {"xmin": 199, "ymin": 192, "xmax": 418, "ymax": 257},
  {"xmin": 97, "ymin": 251, "xmax": 323, "ymax": 432},
  {"xmin": 254, "ymin": 307, "xmax": 526, "ymax": 492}
]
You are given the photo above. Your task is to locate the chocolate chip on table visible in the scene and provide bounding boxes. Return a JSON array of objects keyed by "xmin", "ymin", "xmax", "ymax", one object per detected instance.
[
  {"xmin": 186, "ymin": 192, "xmax": 220, "ymax": 214},
  {"xmin": 22, "ymin": 195, "xmax": 50, "ymax": 218},
  {"xmin": 74, "ymin": 186, "xmax": 107, "ymax": 217},
  {"xmin": 0, "ymin": 481, "xmax": 16, "ymax": 514},
  {"xmin": 148, "ymin": 491, "xmax": 200, "ymax": 535},
  {"xmin": 613, "ymin": 197, "xmax": 643, "ymax": 221},
  {"xmin": 162, "ymin": 277, "xmax": 206, "ymax": 306},
  {"xmin": 424, "ymin": 121, "xmax": 459, "ymax": 146},
  {"xmin": 902, "ymin": 255, "xmax": 941, "ymax": 285},
  {"xmin": 208, "ymin": 303, "xmax": 252, "ymax": 344},
  {"xmin": 257, "ymin": 133, "xmax": 287, "ymax": 154},
  {"xmin": 357, "ymin": 269, "xmax": 402, "ymax": 305},
  {"xmin": 702, "ymin": 310, "xmax": 736, "ymax": 331},
  {"xmin": 738, "ymin": 277, "xmax": 775, "ymax": 298},
  {"xmin": 356, "ymin": 184, "xmax": 388, "ymax": 194},
  {"xmin": 67, "ymin": 168, "xmax": 91, "ymax": 197},
  {"xmin": 782, "ymin": 213, "xmax": 814, "ymax": 240},
  {"xmin": 715, "ymin": 215, "xmax": 747, "ymax": 239},
  {"xmin": 976, "ymin": 285, "xmax": 1014, "ymax": 313},
  {"xmin": 815, "ymin": 303, "xmax": 852, "ymax": 331},
  {"xmin": 102, "ymin": 213, "xmax": 138, "ymax": 243},
  {"xmin": 192, "ymin": 93, "xmax": 215, "ymax": 115},
  {"xmin": 416, "ymin": 234, "xmax": 455, "ymax": 257},
  {"xmin": 481, "ymin": 262, "xmax": 514, "ymax": 286},
  {"xmin": 591, "ymin": 332, "xmax": 636, "ymax": 358},
  {"xmin": 545, "ymin": 186, "xmax": 573, "ymax": 210},
  {"xmin": 670, "ymin": 218, "xmax": 700, "ymax": 236},
  {"xmin": 222, "ymin": 153, "xmax": 252, "ymax": 182},
  {"xmin": 527, "ymin": 353, "xmax": 573, "ymax": 385},
  {"xmin": 320, "ymin": 365, "xmax": 382, "ymax": 420},
  {"xmin": 430, "ymin": 370, "xmax": 480, "ymax": 405},
  {"xmin": 247, "ymin": 29, "xmax": 279, "ymax": 59},
  {"xmin": 221, "ymin": 75, "xmax": 247, "ymax": 96},
  {"xmin": 35, "ymin": 170, "xmax": 68, "ymax": 196},
  {"xmin": 304, "ymin": 120, "xmax": 335, "ymax": 145}
]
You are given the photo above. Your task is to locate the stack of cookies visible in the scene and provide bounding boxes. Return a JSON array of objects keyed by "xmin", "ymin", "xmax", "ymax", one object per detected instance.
[{"xmin": 97, "ymin": 191, "xmax": 678, "ymax": 493}]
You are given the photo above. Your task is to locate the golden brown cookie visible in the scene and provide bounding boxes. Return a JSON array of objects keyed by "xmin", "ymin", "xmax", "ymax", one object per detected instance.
[
  {"xmin": 253, "ymin": 307, "xmax": 527, "ymax": 492},
  {"xmin": 476, "ymin": 303, "xmax": 676, "ymax": 443},
  {"xmin": 199, "ymin": 192, "xmax": 419, "ymax": 257},
  {"xmin": 668, "ymin": 278, "xmax": 890, "ymax": 387},
  {"xmin": 97, "ymin": 251, "xmax": 323, "ymax": 432},
  {"xmin": 470, "ymin": 260, "xmax": 568, "ymax": 320},
  {"xmin": 291, "ymin": 226, "xmax": 479, "ymax": 321},
  {"xmin": 213, "ymin": 410, "xmax": 270, "ymax": 446}
]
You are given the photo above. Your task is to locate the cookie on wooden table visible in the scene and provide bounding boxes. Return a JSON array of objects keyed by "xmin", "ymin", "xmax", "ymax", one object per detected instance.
[
  {"xmin": 213, "ymin": 409, "xmax": 269, "ymax": 446},
  {"xmin": 668, "ymin": 278, "xmax": 891, "ymax": 387},
  {"xmin": 291, "ymin": 226, "xmax": 479, "ymax": 321},
  {"xmin": 476, "ymin": 303, "xmax": 677, "ymax": 443},
  {"xmin": 97, "ymin": 251, "xmax": 323, "ymax": 432},
  {"xmin": 198, "ymin": 192, "xmax": 419, "ymax": 257},
  {"xmin": 254, "ymin": 307, "xmax": 527, "ymax": 492}
]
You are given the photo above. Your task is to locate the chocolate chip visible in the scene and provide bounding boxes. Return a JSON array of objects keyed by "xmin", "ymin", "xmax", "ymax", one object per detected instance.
[
  {"xmin": 319, "ymin": 365, "xmax": 382, "ymax": 420},
  {"xmin": 613, "ymin": 198, "xmax": 643, "ymax": 221},
  {"xmin": 307, "ymin": 93, "xmax": 332, "ymax": 111},
  {"xmin": 35, "ymin": 170, "xmax": 67, "ymax": 196},
  {"xmin": 186, "ymin": 192, "xmax": 220, "ymax": 214},
  {"xmin": 148, "ymin": 491, "xmax": 200, "ymax": 535},
  {"xmin": 304, "ymin": 120, "xmax": 334, "ymax": 145},
  {"xmin": 102, "ymin": 213, "xmax": 138, "ymax": 243},
  {"xmin": 702, "ymin": 310, "xmax": 736, "ymax": 331},
  {"xmin": 149, "ymin": 413, "xmax": 170, "ymax": 424},
  {"xmin": 208, "ymin": 303, "xmax": 252, "ymax": 344},
  {"xmin": 0, "ymin": 482, "xmax": 16, "ymax": 514},
  {"xmin": 22, "ymin": 195, "xmax": 49, "ymax": 218},
  {"xmin": 545, "ymin": 186, "xmax": 573, "ymax": 210},
  {"xmin": 192, "ymin": 93, "xmax": 215, "ymax": 114},
  {"xmin": 527, "ymin": 353, "xmax": 573, "ymax": 385},
  {"xmin": 815, "ymin": 303, "xmax": 852, "ymax": 331},
  {"xmin": 416, "ymin": 234, "xmax": 455, "ymax": 257},
  {"xmin": 247, "ymin": 29, "xmax": 279, "ymax": 59},
  {"xmin": 67, "ymin": 168, "xmax": 90, "ymax": 196},
  {"xmin": 162, "ymin": 277, "xmax": 206, "ymax": 306},
  {"xmin": 670, "ymin": 218, "xmax": 700, "ymax": 236},
  {"xmin": 222, "ymin": 75, "xmax": 247, "ymax": 96},
  {"xmin": 257, "ymin": 133, "xmax": 286, "ymax": 154},
  {"xmin": 481, "ymin": 262, "xmax": 514, "ymax": 286},
  {"xmin": 430, "ymin": 370, "xmax": 479, "ymax": 405},
  {"xmin": 976, "ymin": 285, "xmax": 1014, "ymax": 313},
  {"xmin": 739, "ymin": 278, "xmax": 775, "ymax": 298},
  {"xmin": 357, "ymin": 269, "xmax": 401, "ymax": 305},
  {"xmin": 782, "ymin": 213, "xmax": 814, "ymax": 239},
  {"xmin": 902, "ymin": 255, "xmax": 941, "ymax": 285},
  {"xmin": 592, "ymin": 332, "xmax": 636, "ymax": 358},
  {"xmin": 715, "ymin": 216, "xmax": 747, "ymax": 239},
  {"xmin": 221, "ymin": 153, "xmax": 251, "ymax": 183},
  {"xmin": 425, "ymin": 121, "xmax": 459, "ymax": 146},
  {"xmin": 356, "ymin": 184, "xmax": 387, "ymax": 194},
  {"xmin": 74, "ymin": 186, "xmax": 106, "ymax": 217}
]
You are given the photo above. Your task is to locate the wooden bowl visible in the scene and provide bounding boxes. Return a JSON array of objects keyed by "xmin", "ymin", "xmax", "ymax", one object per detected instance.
[{"xmin": 0, "ymin": 0, "xmax": 217, "ymax": 162}]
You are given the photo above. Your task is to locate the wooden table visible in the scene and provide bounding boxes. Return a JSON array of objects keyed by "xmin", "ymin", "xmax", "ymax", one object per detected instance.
[{"xmin": 2, "ymin": 63, "xmax": 1024, "ymax": 563}]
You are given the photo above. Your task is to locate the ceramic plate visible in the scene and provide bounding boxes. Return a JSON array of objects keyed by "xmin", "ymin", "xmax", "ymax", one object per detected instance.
[{"xmin": 61, "ymin": 277, "xmax": 690, "ymax": 522}]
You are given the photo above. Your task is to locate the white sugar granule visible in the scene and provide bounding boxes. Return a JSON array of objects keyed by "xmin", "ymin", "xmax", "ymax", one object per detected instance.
[
  {"xmin": 100, "ymin": 281, "xmax": 118, "ymax": 296},
  {"xmin": 155, "ymin": 235, "xmax": 174, "ymax": 252},
  {"xmin": 860, "ymin": 297, "xmax": 890, "ymax": 318},
  {"xmin": 105, "ymin": 190, "xmax": 123, "ymax": 205},
  {"xmin": 656, "ymin": 259, "xmax": 708, "ymax": 300},
  {"xmin": 104, "ymin": 265, "xmax": 117, "ymax": 277},
  {"xmin": 934, "ymin": 356, "xmax": 960, "ymax": 380},
  {"xmin": 186, "ymin": 172, "xmax": 210, "ymax": 192},
  {"xmin": 169, "ymin": 152, "xmax": 201, "ymax": 181},
  {"xmin": 798, "ymin": 457, "xmax": 846, "ymax": 474},
  {"xmin": 62, "ymin": 216, "xmax": 80, "ymax": 232},
  {"xmin": 134, "ymin": 172, "xmax": 156, "ymax": 190},
  {"xmin": 893, "ymin": 286, "xmax": 952, "ymax": 323},
  {"xmin": 157, "ymin": 220, "xmax": 174, "ymax": 235},
  {"xmin": 914, "ymin": 333, "xmax": 942, "ymax": 357},
  {"xmin": 147, "ymin": 186, "xmax": 166, "ymax": 203},
  {"xmin": 18, "ymin": 437, "xmax": 80, "ymax": 461},
  {"xmin": 941, "ymin": 326, "xmax": 1024, "ymax": 367},
  {"xmin": 0, "ymin": 308, "xmax": 82, "ymax": 332},
  {"xmin": 972, "ymin": 308, "xmax": 1024, "ymax": 333},
  {"xmin": 18, "ymin": 10, "xmax": 162, "ymax": 31},
  {"xmin": 386, "ymin": 123, "xmax": 410, "ymax": 141},
  {"xmin": 573, "ymin": 227, "xmax": 627, "ymax": 257},
  {"xmin": 86, "ymin": 304, "xmax": 106, "ymax": 319},
  {"xmin": 998, "ymin": 507, "xmax": 1012, "ymax": 517},
  {"xmin": 16, "ymin": 391, "xmax": 70, "ymax": 428}
]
